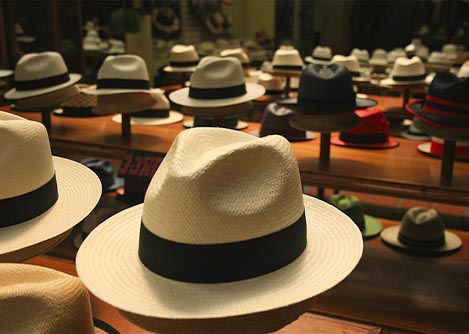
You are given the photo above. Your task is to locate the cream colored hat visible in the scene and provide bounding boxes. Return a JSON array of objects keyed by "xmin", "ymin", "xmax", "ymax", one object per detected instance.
[
  {"xmin": 369, "ymin": 48, "xmax": 388, "ymax": 66},
  {"xmin": 305, "ymin": 46, "xmax": 332, "ymax": 65},
  {"xmin": 442, "ymin": 43, "xmax": 458, "ymax": 60},
  {"xmin": 0, "ymin": 112, "xmax": 101, "ymax": 262},
  {"xmin": 387, "ymin": 48, "xmax": 406, "ymax": 64},
  {"xmin": 104, "ymin": 38, "xmax": 125, "ymax": 54},
  {"xmin": 257, "ymin": 72, "xmax": 285, "ymax": 95},
  {"xmin": 197, "ymin": 40, "xmax": 216, "ymax": 56},
  {"xmin": 169, "ymin": 57, "xmax": 265, "ymax": 108},
  {"xmin": 332, "ymin": 55, "xmax": 368, "ymax": 81},
  {"xmin": 76, "ymin": 127, "xmax": 363, "ymax": 333},
  {"xmin": 457, "ymin": 60, "xmax": 469, "ymax": 78},
  {"xmin": 416, "ymin": 45, "xmax": 429, "ymax": 61},
  {"xmin": 0, "ymin": 69, "xmax": 13, "ymax": 78},
  {"xmin": 0, "ymin": 263, "xmax": 96, "ymax": 334},
  {"xmin": 272, "ymin": 46, "xmax": 305, "ymax": 72},
  {"xmin": 5, "ymin": 52, "xmax": 81, "ymax": 100},
  {"xmin": 381, "ymin": 56, "xmax": 426, "ymax": 86},
  {"xmin": 112, "ymin": 90, "xmax": 184, "ymax": 125},
  {"xmin": 428, "ymin": 51, "xmax": 451, "ymax": 66},
  {"xmin": 350, "ymin": 48, "xmax": 369, "ymax": 64},
  {"xmin": 163, "ymin": 44, "xmax": 200, "ymax": 73},
  {"xmin": 83, "ymin": 55, "xmax": 152, "ymax": 95},
  {"xmin": 219, "ymin": 47, "xmax": 250, "ymax": 66}
]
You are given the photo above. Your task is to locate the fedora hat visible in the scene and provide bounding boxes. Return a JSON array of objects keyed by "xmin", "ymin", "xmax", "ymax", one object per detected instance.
[
  {"xmin": 163, "ymin": 44, "xmax": 200, "ymax": 73},
  {"xmin": 257, "ymin": 72, "xmax": 285, "ymax": 96},
  {"xmin": 427, "ymin": 51, "xmax": 452, "ymax": 67},
  {"xmin": 381, "ymin": 207, "xmax": 462, "ymax": 255},
  {"xmin": 418, "ymin": 137, "xmax": 469, "ymax": 161},
  {"xmin": 103, "ymin": 39, "xmax": 126, "ymax": 54},
  {"xmin": 305, "ymin": 46, "xmax": 332, "ymax": 65},
  {"xmin": 271, "ymin": 46, "xmax": 305, "ymax": 73},
  {"xmin": 331, "ymin": 55, "xmax": 369, "ymax": 82},
  {"xmin": 13, "ymin": 84, "xmax": 79, "ymax": 111},
  {"xmin": 83, "ymin": 55, "xmax": 152, "ymax": 95},
  {"xmin": 387, "ymin": 48, "xmax": 406, "ymax": 64},
  {"xmin": 400, "ymin": 119, "xmax": 431, "ymax": 140},
  {"xmin": 416, "ymin": 45, "xmax": 429, "ymax": 62},
  {"xmin": 0, "ymin": 69, "xmax": 13, "ymax": 78},
  {"xmin": 457, "ymin": 60, "xmax": 469, "ymax": 78},
  {"xmin": 327, "ymin": 193, "xmax": 382, "ymax": 238},
  {"xmin": 169, "ymin": 56, "xmax": 265, "ymax": 108},
  {"xmin": 406, "ymin": 72, "xmax": 469, "ymax": 140},
  {"xmin": 92, "ymin": 88, "xmax": 163, "ymax": 115},
  {"xmin": 76, "ymin": 127, "xmax": 363, "ymax": 333},
  {"xmin": 278, "ymin": 64, "xmax": 377, "ymax": 132},
  {"xmin": 381, "ymin": 56, "xmax": 426, "ymax": 86},
  {"xmin": 53, "ymin": 84, "xmax": 99, "ymax": 117},
  {"xmin": 351, "ymin": 48, "xmax": 369, "ymax": 64},
  {"xmin": 250, "ymin": 102, "xmax": 315, "ymax": 141},
  {"xmin": 80, "ymin": 158, "xmax": 124, "ymax": 192},
  {"xmin": 369, "ymin": 49, "xmax": 388, "ymax": 66},
  {"xmin": 197, "ymin": 40, "xmax": 216, "ymax": 56},
  {"xmin": 0, "ymin": 263, "xmax": 97, "ymax": 333},
  {"xmin": 0, "ymin": 112, "xmax": 101, "ymax": 262},
  {"xmin": 183, "ymin": 115, "xmax": 248, "ymax": 130},
  {"xmin": 442, "ymin": 43, "xmax": 458, "ymax": 60},
  {"xmin": 331, "ymin": 108, "xmax": 399, "ymax": 149},
  {"xmin": 111, "ymin": 90, "xmax": 184, "ymax": 125},
  {"xmin": 220, "ymin": 48, "xmax": 250, "ymax": 67},
  {"xmin": 5, "ymin": 52, "xmax": 81, "ymax": 100}
]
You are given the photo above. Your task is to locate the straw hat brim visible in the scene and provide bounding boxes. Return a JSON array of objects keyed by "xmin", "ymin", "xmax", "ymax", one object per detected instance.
[
  {"xmin": 304, "ymin": 56, "xmax": 331, "ymax": 65},
  {"xmin": 112, "ymin": 111, "xmax": 184, "ymax": 126},
  {"xmin": 183, "ymin": 118, "xmax": 248, "ymax": 130},
  {"xmin": 380, "ymin": 78, "xmax": 426, "ymax": 86},
  {"xmin": 249, "ymin": 129, "xmax": 316, "ymax": 142},
  {"xmin": 4, "ymin": 73, "xmax": 81, "ymax": 100},
  {"xmin": 417, "ymin": 141, "xmax": 469, "ymax": 161},
  {"xmin": 330, "ymin": 134, "xmax": 399, "ymax": 149},
  {"xmin": 163, "ymin": 65, "xmax": 197, "ymax": 73},
  {"xmin": 362, "ymin": 215, "xmax": 383, "ymax": 238},
  {"xmin": 169, "ymin": 83, "xmax": 266, "ymax": 108},
  {"xmin": 76, "ymin": 195, "xmax": 362, "ymax": 326},
  {"xmin": 380, "ymin": 226, "xmax": 462, "ymax": 255},
  {"xmin": 0, "ymin": 70, "xmax": 13, "ymax": 78},
  {"xmin": 0, "ymin": 157, "xmax": 101, "ymax": 261}
]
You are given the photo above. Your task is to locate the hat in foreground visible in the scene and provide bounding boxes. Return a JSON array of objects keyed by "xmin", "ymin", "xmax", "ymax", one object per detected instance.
[
  {"xmin": 169, "ymin": 56, "xmax": 265, "ymax": 108},
  {"xmin": 0, "ymin": 263, "xmax": 115, "ymax": 334},
  {"xmin": 381, "ymin": 207, "xmax": 462, "ymax": 255},
  {"xmin": 77, "ymin": 127, "xmax": 363, "ymax": 333},
  {"xmin": 0, "ymin": 111, "xmax": 101, "ymax": 262}
]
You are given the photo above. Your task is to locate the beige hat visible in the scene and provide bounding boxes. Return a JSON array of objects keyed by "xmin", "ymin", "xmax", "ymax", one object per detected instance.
[
  {"xmin": 169, "ymin": 57, "xmax": 265, "ymax": 108},
  {"xmin": 76, "ymin": 127, "xmax": 363, "ymax": 333},
  {"xmin": 163, "ymin": 44, "xmax": 200, "ymax": 73},
  {"xmin": 271, "ymin": 46, "xmax": 304, "ymax": 73},
  {"xmin": 387, "ymin": 48, "xmax": 406, "ymax": 64},
  {"xmin": 83, "ymin": 55, "xmax": 152, "ymax": 95},
  {"xmin": 332, "ymin": 55, "xmax": 369, "ymax": 82},
  {"xmin": 5, "ymin": 52, "xmax": 81, "ymax": 100},
  {"xmin": 219, "ymin": 47, "xmax": 250, "ymax": 66},
  {"xmin": 457, "ymin": 60, "xmax": 469, "ymax": 78},
  {"xmin": 369, "ymin": 48, "xmax": 388, "ymax": 67},
  {"xmin": 0, "ymin": 112, "xmax": 101, "ymax": 262},
  {"xmin": 257, "ymin": 72, "xmax": 285, "ymax": 95},
  {"xmin": 0, "ymin": 69, "xmax": 13, "ymax": 78},
  {"xmin": 0, "ymin": 263, "xmax": 96, "ymax": 334},
  {"xmin": 428, "ymin": 51, "xmax": 452, "ymax": 66},
  {"xmin": 111, "ymin": 90, "xmax": 184, "ymax": 125},
  {"xmin": 305, "ymin": 46, "xmax": 332, "ymax": 65},
  {"xmin": 381, "ymin": 56, "xmax": 426, "ymax": 86},
  {"xmin": 350, "ymin": 48, "xmax": 369, "ymax": 64}
]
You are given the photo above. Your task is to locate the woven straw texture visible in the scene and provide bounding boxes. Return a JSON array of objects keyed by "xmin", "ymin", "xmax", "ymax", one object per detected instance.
[{"xmin": 0, "ymin": 263, "xmax": 95, "ymax": 334}]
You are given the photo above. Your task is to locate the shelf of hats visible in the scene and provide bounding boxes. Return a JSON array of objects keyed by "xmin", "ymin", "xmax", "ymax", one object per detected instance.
[{"xmin": 1, "ymin": 1, "xmax": 469, "ymax": 334}]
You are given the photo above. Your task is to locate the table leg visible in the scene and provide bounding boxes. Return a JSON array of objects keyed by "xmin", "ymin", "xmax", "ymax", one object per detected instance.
[
  {"xmin": 441, "ymin": 139, "xmax": 456, "ymax": 178},
  {"xmin": 319, "ymin": 132, "xmax": 331, "ymax": 162},
  {"xmin": 121, "ymin": 113, "xmax": 132, "ymax": 141},
  {"xmin": 41, "ymin": 109, "xmax": 52, "ymax": 133}
]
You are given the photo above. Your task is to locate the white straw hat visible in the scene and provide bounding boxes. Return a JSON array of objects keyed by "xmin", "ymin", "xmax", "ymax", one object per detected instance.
[
  {"xmin": 350, "ymin": 48, "xmax": 369, "ymax": 64},
  {"xmin": 305, "ymin": 46, "xmax": 333, "ymax": 65},
  {"xmin": 332, "ymin": 55, "xmax": 368, "ymax": 81},
  {"xmin": 0, "ymin": 263, "xmax": 97, "ymax": 334},
  {"xmin": 219, "ymin": 47, "xmax": 251, "ymax": 66},
  {"xmin": 112, "ymin": 90, "xmax": 183, "ymax": 125},
  {"xmin": 76, "ymin": 127, "xmax": 363, "ymax": 333},
  {"xmin": 0, "ymin": 112, "xmax": 101, "ymax": 262},
  {"xmin": 257, "ymin": 72, "xmax": 285, "ymax": 95},
  {"xmin": 427, "ymin": 51, "xmax": 452, "ymax": 66},
  {"xmin": 369, "ymin": 48, "xmax": 388, "ymax": 67},
  {"xmin": 458, "ymin": 60, "xmax": 469, "ymax": 78},
  {"xmin": 381, "ymin": 56, "xmax": 426, "ymax": 86},
  {"xmin": 4, "ymin": 52, "xmax": 81, "ymax": 100},
  {"xmin": 169, "ymin": 57, "xmax": 265, "ymax": 108},
  {"xmin": 163, "ymin": 44, "xmax": 200, "ymax": 73},
  {"xmin": 272, "ymin": 47, "xmax": 305, "ymax": 72},
  {"xmin": 387, "ymin": 48, "xmax": 406, "ymax": 64},
  {"xmin": 83, "ymin": 55, "xmax": 152, "ymax": 95}
]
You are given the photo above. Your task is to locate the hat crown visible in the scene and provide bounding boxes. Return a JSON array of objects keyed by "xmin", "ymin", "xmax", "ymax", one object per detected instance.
[
  {"xmin": 98, "ymin": 55, "xmax": 149, "ymax": 80},
  {"xmin": 427, "ymin": 71, "xmax": 469, "ymax": 104},
  {"xmin": 391, "ymin": 56, "xmax": 425, "ymax": 77},
  {"xmin": 428, "ymin": 51, "xmax": 451, "ymax": 64},
  {"xmin": 332, "ymin": 55, "xmax": 360, "ymax": 73},
  {"xmin": 0, "ymin": 263, "xmax": 95, "ymax": 334},
  {"xmin": 190, "ymin": 56, "xmax": 245, "ymax": 89},
  {"xmin": 349, "ymin": 108, "xmax": 388, "ymax": 134},
  {"xmin": 400, "ymin": 207, "xmax": 445, "ymax": 242},
  {"xmin": 351, "ymin": 48, "xmax": 369, "ymax": 61},
  {"xmin": 313, "ymin": 46, "xmax": 332, "ymax": 59},
  {"xmin": 273, "ymin": 48, "xmax": 304, "ymax": 66},
  {"xmin": 258, "ymin": 73, "xmax": 285, "ymax": 91},
  {"xmin": 14, "ymin": 52, "xmax": 68, "ymax": 81},
  {"xmin": 150, "ymin": 91, "xmax": 170, "ymax": 109},
  {"xmin": 220, "ymin": 48, "xmax": 250, "ymax": 64},
  {"xmin": 169, "ymin": 44, "xmax": 199, "ymax": 62},
  {"xmin": 0, "ymin": 113, "xmax": 54, "ymax": 199},
  {"xmin": 142, "ymin": 128, "xmax": 305, "ymax": 244}
]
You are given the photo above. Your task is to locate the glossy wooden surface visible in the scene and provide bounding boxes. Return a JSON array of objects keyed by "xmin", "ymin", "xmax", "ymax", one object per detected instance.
[{"xmin": 6, "ymin": 94, "xmax": 469, "ymax": 206}]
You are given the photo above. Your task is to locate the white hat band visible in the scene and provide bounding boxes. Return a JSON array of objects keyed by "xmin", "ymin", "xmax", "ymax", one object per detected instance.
[{"xmin": 138, "ymin": 211, "xmax": 307, "ymax": 283}]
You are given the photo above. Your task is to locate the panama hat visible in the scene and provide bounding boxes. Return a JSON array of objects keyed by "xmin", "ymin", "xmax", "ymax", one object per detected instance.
[
  {"xmin": 169, "ymin": 57, "xmax": 265, "ymax": 108},
  {"xmin": 92, "ymin": 88, "xmax": 164, "ymax": 115},
  {"xmin": 331, "ymin": 108, "xmax": 399, "ymax": 149},
  {"xmin": 163, "ymin": 44, "xmax": 200, "ymax": 73},
  {"xmin": 327, "ymin": 193, "xmax": 382, "ymax": 238},
  {"xmin": 250, "ymin": 102, "xmax": 315, "ymax": 141},
  {"xmin": 387, "ymin": 48, "xmax": 406, "ymax": 64},
  {"xmin": 271, "ymin": 46, "xmax": 305, "ymax": 73},
  {"xmin": 305, "ymin": 46, "xmax": 332, "ymax": 65},
  {"xmin": 0, "ymin": 263, "xmax": 117, "ymax": 334},
  {"xmin": 14, "ymin": 23, "xmax": 35, "ymax": 43},
  {"xmin": 369, "ymin": 49, "xmax": 388, "ymax": 67},
  {"xmin": 0, "ymin": 112, "xmax": 101, "ymax": 262},
  {"xmin": 112, "ymin": 90, "xmax": 183, "ymax": 125},
  {"xmin": 219, "ymin": 48, "xmax": 251, "ymax": 67},
  {"xmin": 418, "ymin": 137, "xmax": 469, "ymax": 161},
  {"xmin": 257, "ymin": 72, "xmax": 285, "ymax": 96},
  {"xmin": 197, "ymin": 40, "xmax": 216, "ymax": 56},
  {"xmin": 331, "ymin": 55, "xmax": 369, "ymax": 82},
  {"xmin": 278, "ymin": 64, "xmax": 376, "ymax": 132},
  {"xmin": 83, "ymin": 55, "xmax": 152, "ymax": 95},
  {"xmin": 406, "ymin": 72, "xmax": 469, "ymax": 140},
  {"xmin": 0, "ymin": 69, "xmax": 13, "ymax": 78},
  {"xmin": 428, "ymin": 51, "xmax": 452, "ymax": 66},
  {"xmin": 381, "ymin": 207, "xmax": 462, "ymax": 255},
  {"xmin": 103, "ymin": 39, "xmax": 126, "ymax": 54},
  {"xmin": 457, "ymin": 60, "xmax": 469, "ymax": 78},
  {"xmin": 416, "ymin": 45, "xmax": 429, "ymax": 62},
  {"xmin": 381, "ymin": 56, "xmax": 426, "ymax": 86},
  {"xmin": 76, "ymin": 127, "xmax": 363, "ymax": 333},
  {"xmin": 183, "ymin": 115, "xmax": 248, "ymax": 130},
  {"xmin": 4, "ymin": 52, "xmax": 81, "ymax": 100},
  {"xmin": 53, "ymin": 84, "xmax": 99, "ymax": 117},
  {"xmin": 12, "ymin": 84, "xmax": 79, "ymax": 111},
  {"xmin": 351, "ymin": 48, "xmax": 369, "ymax": 64},
  {"xmin": 442, "ymin": 43, "xmax": 458, "ymax": 61}
]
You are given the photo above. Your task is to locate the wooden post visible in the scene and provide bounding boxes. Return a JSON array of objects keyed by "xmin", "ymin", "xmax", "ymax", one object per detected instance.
[
  {"xmin": 121, "ymin": 113, "xmax": 131, "ymax": 140},
  {"xmin": 213, "ymin": 115, "xmax": 225, "ymax": 127},
  {"xmin": 441, "ymin": 139, "xmax": 456, "ymax": 178},
  {"xmin": 319, "ymin": 132, "xmax": 331, "ymax": 162},
  {"xmin": 402, "ymin": 87, "xmax": 411, "ymax": 110},
  {"xmin": 41, "ymin": 109, "xmax": 52, "ymax": 133}
]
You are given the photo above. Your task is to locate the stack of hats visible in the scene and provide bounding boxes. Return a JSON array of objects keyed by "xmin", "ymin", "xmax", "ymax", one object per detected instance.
[
  {"xmin": 53, "ymin": 84, "xmax": 98, "ymax": 117},
  {"xmin": 76, "ymin": 127, "xmax": 363, "ymax": 333}
]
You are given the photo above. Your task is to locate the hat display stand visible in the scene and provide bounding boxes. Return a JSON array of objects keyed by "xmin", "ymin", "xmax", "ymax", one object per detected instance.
[
  {"xmin": 181, "ymin": 101, "xmax": 253, "ymax": 127},
  {"xmin": 121, "ymin": 113, "xmax": 132, "ymax": 140}
]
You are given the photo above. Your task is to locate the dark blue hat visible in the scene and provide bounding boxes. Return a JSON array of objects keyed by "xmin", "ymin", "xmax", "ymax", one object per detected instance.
[{"xmin": 80, "ymin": 158, "xmax": 124, "ymax": 192}]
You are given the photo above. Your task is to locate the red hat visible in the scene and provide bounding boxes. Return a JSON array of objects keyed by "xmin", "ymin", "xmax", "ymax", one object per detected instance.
[
  {"xmin": 331, "ymin": 108, "xmax": 399, "ymax": 149},
  {"xmin": 418, "ymin": 137, "xmax": 469, "ymax": 161}
]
